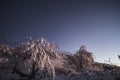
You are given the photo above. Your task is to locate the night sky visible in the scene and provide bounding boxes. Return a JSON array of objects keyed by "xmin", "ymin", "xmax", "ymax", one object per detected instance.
[{"xmin": 0, "ymin": 0, "xmax": 120, "ymax": 64}]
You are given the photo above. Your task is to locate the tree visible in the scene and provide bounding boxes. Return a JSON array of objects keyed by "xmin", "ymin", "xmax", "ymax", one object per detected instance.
[{"xmin": 118, "ymin": 55, "xmax": 120, "ymax": 60}]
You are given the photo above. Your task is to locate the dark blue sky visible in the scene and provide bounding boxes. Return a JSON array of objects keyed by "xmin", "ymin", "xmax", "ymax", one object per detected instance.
[{"xmin": 1, "ymin": 0, "xmax": 120, "ymax": 64}]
